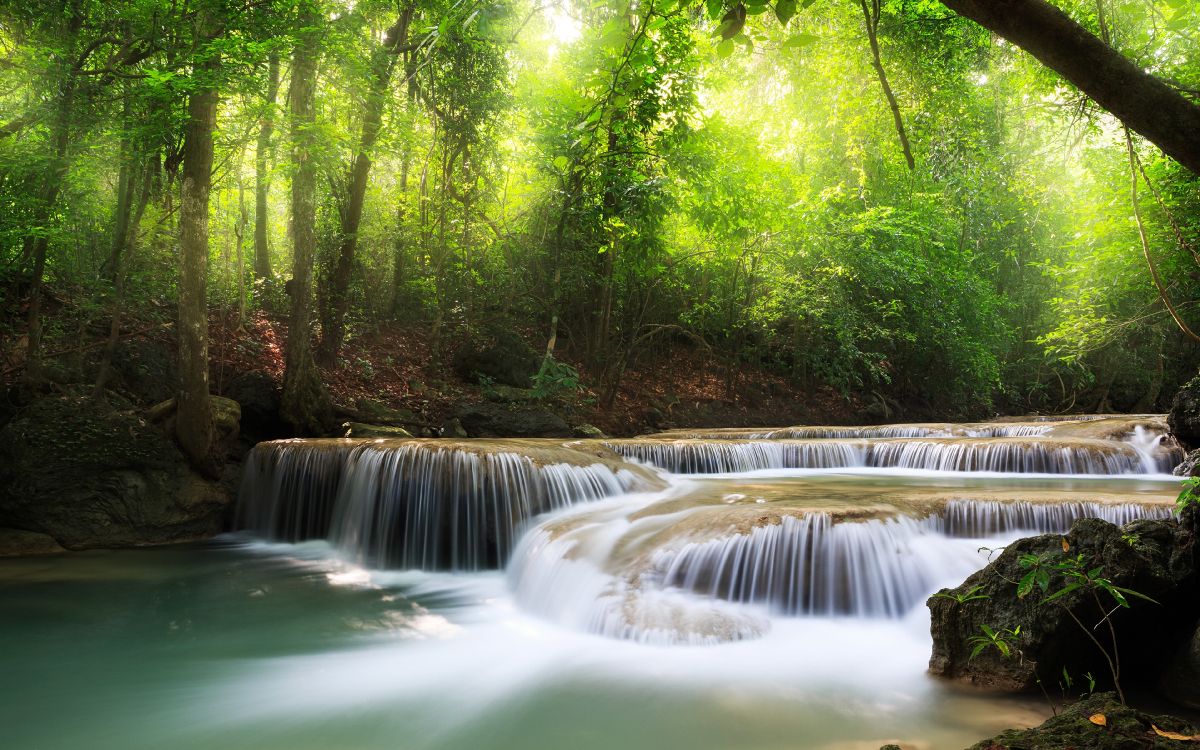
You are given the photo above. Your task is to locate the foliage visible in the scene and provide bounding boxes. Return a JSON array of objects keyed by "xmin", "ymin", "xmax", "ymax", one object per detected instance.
[{"xmin": 1, "ymin": 0, "xmax": 1198, "ymax": 415}]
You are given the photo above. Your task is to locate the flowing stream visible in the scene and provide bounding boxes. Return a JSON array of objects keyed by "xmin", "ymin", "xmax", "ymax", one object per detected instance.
[{"xmin": 0, "ymin": 416, "xmax": 1184, "ymax": 750}]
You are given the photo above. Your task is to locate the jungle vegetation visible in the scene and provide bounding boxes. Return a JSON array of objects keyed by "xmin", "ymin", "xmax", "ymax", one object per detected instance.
[{"xmin": 1, "ymin": 0, "xmax": 1198, "ymax": 460}]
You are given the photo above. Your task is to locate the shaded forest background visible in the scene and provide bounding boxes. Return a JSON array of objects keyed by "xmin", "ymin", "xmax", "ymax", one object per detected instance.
[{"xmin": 2, "ymin": 0, "xmax": 1199, "ymax": 442}]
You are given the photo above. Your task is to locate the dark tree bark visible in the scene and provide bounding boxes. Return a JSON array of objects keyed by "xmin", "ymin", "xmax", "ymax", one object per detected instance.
[
  {"xmin": 253, "ymin": 52, "xmax": 280, "ymax": 280},
  {"xmin": 176, "ymin": 17, "xmax": 220, "ymax": 473},
  {"xmin": 280, "ymin": 10, "xmax": 333, "ymax": 435},
  {"xmin": 940, "ymin": 0, "xmax": 1200, "ymax": 175},
  {"xmin": 318, "ymin": 10, "xmax": 411, "ymax": 366}
]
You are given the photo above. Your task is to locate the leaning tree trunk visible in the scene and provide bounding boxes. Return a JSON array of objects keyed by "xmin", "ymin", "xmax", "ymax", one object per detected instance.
[
  {"xmin": 176, "ymin": 27, "xmax": 220, "ymax": 474},
  {"xmin": 280, "ymin": 10, "xmax": 333, "ymax": 435},
  {"xmin": 318, "ymin": 12, "xmax": 410, "ymax": 366},
  {"xmin": 253, "ymin": 52, "xmax": 280, "ymax": 280},
  {"xmin": 940, "ymin": 0, "xmax": 1200, "ymax": 175}
]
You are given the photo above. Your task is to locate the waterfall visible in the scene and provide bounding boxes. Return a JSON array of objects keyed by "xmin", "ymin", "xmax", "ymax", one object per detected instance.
[
  {"xmin": 238, "ymin": 439, "xmax": 651, "ymax": 570},
  {"xmin": 650, "ymin": 501, "xmax": 1172, "ymax": 618},
  {"xmin": 606, "ymin": 436, "xmax": 1176, "ymax": 475}
]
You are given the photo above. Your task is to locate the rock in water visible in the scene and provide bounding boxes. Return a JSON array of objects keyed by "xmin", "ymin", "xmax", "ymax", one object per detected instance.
[
  {"xmin": 1169, "ymin": 375, "xmax": 1200, "ymax": 449},
  {"xmin": 968, "ymin": 692, "xmax": 1199, "ymax": 750},
  {"xmin": 1174, "ymin": 447, "xmax": 1200, "ymax": 477},
  {"xmin": 342, "ymin": 422, "xmax": 414, "ymax": 438},
  {"xmin": 0, "ymin": 390, "xmax": 232, "ymax": 552},
  {"xmin": 927, "ymin": 517, "xmax": 1199, "ymax": 691}
]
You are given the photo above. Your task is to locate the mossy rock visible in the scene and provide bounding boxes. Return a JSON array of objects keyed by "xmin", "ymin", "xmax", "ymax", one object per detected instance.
[
  {"xmin": 0, "ymin": 389, "xmax": 231, "ymax": 552},
  {"xmin": 342, "ymin": 422, "xmax": 414, "ymax": 438},
  {"xmin": 1169, "ymin": 375, "xmax": 1200, "ymax": 449},
  {"xmin": 970, "ymin": 692, "xmax": 1200, "ymax": 750}
]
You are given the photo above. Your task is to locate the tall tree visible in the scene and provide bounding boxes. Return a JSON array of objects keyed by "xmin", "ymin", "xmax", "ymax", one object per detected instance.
[
  {"xmin": 176, "ymin": 8, "xmax": 221, "ymax": 472},
  {"xmin": 318, "ymin": 8, "xmax": 412, "ymax": 365},
  {"xmin": 280, "ymin": 2, "xmax": 333, "ymax": 434},
  {"xmin": 253, "ymin": 51, "xmax": 280, "ymax": 280}
]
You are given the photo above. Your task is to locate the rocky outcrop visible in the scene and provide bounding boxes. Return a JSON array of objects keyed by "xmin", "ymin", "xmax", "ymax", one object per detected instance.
[
  {"xmin": 1169, "ymin": 375, "xmax": 1200, "ymax": 449},
  {"xmin": 928, "ymin": 516, "xmax": 1199, "ymax": 692},
  {"xmin": 0, "ymin": 390, "xmax": 234, "ymax": 553},
  {"xmin": 452, "ymin": 331, "xmax": 540, "ymax": 388},
  {"xmin": 454, "ymin": 402, "xmax": 572, "ymax": 438},
  {"xmin": 342, "ymin": 422, "xmax": 414, "ymax": 438},
  {"xmin": 967, "ymin": 692, "xmax": 1199, "ymax": 750},
  {"xmin": 1174, "ymin": 448, "xmax": 1200, "ymax": 477}
]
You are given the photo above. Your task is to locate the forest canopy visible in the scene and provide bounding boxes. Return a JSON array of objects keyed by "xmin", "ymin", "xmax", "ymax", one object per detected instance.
[{"xmin": 2, "ymin": 0, "xmax": 1199, "ymax": 441}]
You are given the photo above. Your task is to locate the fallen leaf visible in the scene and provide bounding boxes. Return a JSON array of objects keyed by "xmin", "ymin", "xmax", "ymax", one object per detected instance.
[
  {"xmin": 1062, "ymin": 537, "xmax": 1070, "ymax": 552},
  {"xmin": 1151, "ymin": 724, "xmax": 1200, "ymax": 741},
  {"xmin": 1088, "ymin": 714, "xmax": 1106, "ymax": 726}
]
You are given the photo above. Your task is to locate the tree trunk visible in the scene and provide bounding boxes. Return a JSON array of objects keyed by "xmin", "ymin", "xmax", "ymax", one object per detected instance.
[
  {"xmin": 940, "ymin": 0, "xmax": 1200, "ymax": 175},
  {"xmin": 859, "ymin": 0, "xmax": 915, "ymax": 170},
  {"xmin": 280, "ymin": 11, "xmax": 333, "ymax": 435},
  {"xmin": 175, "ymin": 23, "xmax": 220, "ymax": 474},
  {"xmin": 319, "ymin": 12, "xmax": 410, "ymax": 365},
  {"xmin": 253, "ymin": 52, "xmax": 280, "ymax": 280}
]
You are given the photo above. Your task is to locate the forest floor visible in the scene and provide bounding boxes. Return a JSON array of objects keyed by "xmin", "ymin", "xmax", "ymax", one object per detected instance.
[
  {"xmin": 205, "ymin": 310, "xmax": 865, "ymax": 437},
  {"xmin": 1, "ymin": 288, "xmax": 868, "ymax": 437}
]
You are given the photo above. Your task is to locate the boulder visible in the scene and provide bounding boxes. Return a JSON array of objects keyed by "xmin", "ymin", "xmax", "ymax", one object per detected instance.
[
  {"xmin": 928, "ymin": 517, "xmax": 1199, "ymax": 692},
  {"xmin": 967, "ymin": 692, "xmax": 1199, "ymax": 750},
  {"xmin": 454, "ymin": 402, "xmax": 572, "ymax": 438},
  {"xmin": 355, "ymin": 397, "xmax": 419, "ymax": 425},
  {"xmin": 1169, "ymin": 375, "xmax": 1200, "ymax": 449},
  {"xmin": 452, "ymin": 331, "xmax": 540, "ymax": 388},
  {"xmin": 572, "ymin": 423, "xmax": 607, "ymax": 439},
  {"xmin": 1174, "ymin": 448, "xmax": 1200, "ymax": 477},
  {"xmin": 342, "ymin": 422, "xmax": 414, "ymax": 438},
  {"xmin": 440, "ymin": 418, "xmax": 468, "ymax": 438},
  {"xmin": 0, "ymin": 390, "xmax": 232, "ymax": 552},
  {"xmin": 485, "ymin": 385, "xmax": 540, "ymax": 403},
  {"xmin": 0, "ymin": 528, "xmax": 65, "ymax": 557}
]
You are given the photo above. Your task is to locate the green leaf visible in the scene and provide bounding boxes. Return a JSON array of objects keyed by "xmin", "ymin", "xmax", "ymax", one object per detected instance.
[
  {"xmin": 716, "ymin": 37, "xmax": 736, "ymax": 58},
  {"xmin": 781, "ymin": 33, "xmax": 819, "ymax": 49},
  {"xmin": 774, "ymin": 0, "xmax": 797, "ymax": 25},
  {"xmin": 553, "ymin": 156, "xmax": 570, "ymax": 171},
  {"xmin": 1042, "ymin": 582, "xmax": 1081, "ymax": 604},
  {"xmin": 717, "ymin": 4, "xmax": 747, "ymax": 39}
]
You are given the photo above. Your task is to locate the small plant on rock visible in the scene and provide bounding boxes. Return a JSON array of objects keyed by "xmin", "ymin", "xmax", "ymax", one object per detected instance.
[{"xmin": 1016, "ymin": 538, "xmax": 1157, "ymax": 705}]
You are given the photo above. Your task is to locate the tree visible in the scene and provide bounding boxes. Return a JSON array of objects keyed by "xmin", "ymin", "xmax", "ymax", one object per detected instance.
[
  {"xmin": 253, "ymin": 51, "xmax": 281, "ymax": 280},
  {"xmin": 175, "ymin": 8, "xmax": 221, "ymax": 473},
  {"xmin": 938, "ymin": 0, "xmax": 1200, "ymax": 175},
  {"xmin": 280, "ymin": 2, "xmax": 333, "ymax": 434}
]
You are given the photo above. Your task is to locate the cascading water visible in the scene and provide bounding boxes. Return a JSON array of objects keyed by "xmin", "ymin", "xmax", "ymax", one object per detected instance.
[
  {"xmin": 648, "ymin": 500, "xmax": 1173, "ymax": 619},
  {"xmin": 7, "ymin": 415, "xmax": 1188, "ymax": 750},
  {"xmin": 605, "ymin": 431, "xmax": 1181, "ymax": 474},
  {"xmin": 238, "ymin": 439, "xmax": 652, "ymax": 570}
]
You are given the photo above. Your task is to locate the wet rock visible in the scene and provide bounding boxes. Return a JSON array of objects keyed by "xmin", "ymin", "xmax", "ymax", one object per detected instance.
[
  {"xmin": 355, "ymin": 397, "xmax": 418, "ymax": 424},
  {"xmin": 1174, "ymin": 448, "xmax": 1200, "ymax": 477},
  {"xmin": 928, "ymin": 517, "xmax": 1199, "ymax": 691},
  {"xmin": 454, "ymin": 402, "xmax": 572, "ymax": 438},
  {"xmin": 967, "ymin": 691, "xmax": 1198, "ymax": 750},
  {"xmin": 342, "ymin": 422, "xmax": 414, "ymax": 438},
  {"xmin": 452, "ymin": 331, "xmax": 540, "ymax": 388},
  {"xmin": 0, "ymin": 389, "xmax": 232, "ymax": 550},
  {"xmin": 440, "ymin": 418, "xmax": 468, "ymax": 438},
  {"xmin": 1169, "ymin": 375, "xmax": 1200, "ymax": 449},
  {"xmin": 573, "ymin": 423, "xmax": 607, "ymax": 439},
  {"xmin": 0, "ymin": 527, "xmax": 65, "ymax": 557}
]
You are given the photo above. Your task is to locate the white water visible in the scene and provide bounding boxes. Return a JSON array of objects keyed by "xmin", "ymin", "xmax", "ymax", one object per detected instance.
[{"xmin": 8, "ymin": 419, "xmax": 1166, "ymax": 749}]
